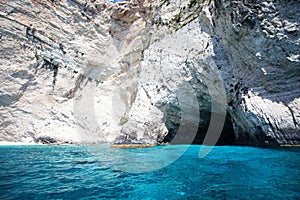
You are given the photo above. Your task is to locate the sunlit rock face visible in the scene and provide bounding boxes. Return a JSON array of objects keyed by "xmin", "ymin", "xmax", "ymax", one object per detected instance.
[
  {"xmin": 0, "ymin": 0, "xmax": 299, "ymax": 145},
  {"xmin": 0, "ymin": 0, "xmax": 151, "ymax": 144}
]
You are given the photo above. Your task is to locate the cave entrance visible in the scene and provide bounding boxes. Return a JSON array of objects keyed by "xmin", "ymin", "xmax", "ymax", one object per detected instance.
[{"xmin": 162, "ymin": 110, "xmax": 235, "ymax": 145}]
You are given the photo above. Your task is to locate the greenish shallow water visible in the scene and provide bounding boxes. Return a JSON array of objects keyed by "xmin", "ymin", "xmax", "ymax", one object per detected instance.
[{"xmin": 0, "ymin": 145, "xmax": 299, "ymax": 199}]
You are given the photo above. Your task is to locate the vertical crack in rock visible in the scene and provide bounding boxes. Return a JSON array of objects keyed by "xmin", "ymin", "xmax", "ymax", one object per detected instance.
[{"xmin": 288, "ymin": 106, "xmax": 298, "ymax": 128}]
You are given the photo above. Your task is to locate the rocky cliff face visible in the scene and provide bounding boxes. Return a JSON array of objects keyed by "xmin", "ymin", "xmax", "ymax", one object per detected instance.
[
  {"xmin": 212, "ymin": 0, "xmax": 300, "ymax": 145},
  {"xmin": 0, "ymin": 0, "xmax": 299, "ymax": 145}
]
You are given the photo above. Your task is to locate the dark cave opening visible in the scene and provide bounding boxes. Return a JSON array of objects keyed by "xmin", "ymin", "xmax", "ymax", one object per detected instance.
[
  {"xmin": 162, "ymin": 110, "xmax": 235, "ymax": 146},
  {"xmin": 192, "ymin": 111, "xmax": 235, "ymax": 145}
]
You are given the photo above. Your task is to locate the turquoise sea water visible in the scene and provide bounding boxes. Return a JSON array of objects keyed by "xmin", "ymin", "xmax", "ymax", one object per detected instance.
[{"xmin": 0, "ymin": 145, "xmax": 299, "ymax": 199}]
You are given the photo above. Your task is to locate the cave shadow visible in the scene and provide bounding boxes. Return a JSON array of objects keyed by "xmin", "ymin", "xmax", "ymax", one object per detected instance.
[{"xmin": 162, "ymin": 109, "xmax": 236, "ymax": 146}]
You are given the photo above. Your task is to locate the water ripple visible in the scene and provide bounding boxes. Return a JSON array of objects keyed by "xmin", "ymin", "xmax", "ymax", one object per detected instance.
[{"xmin": 0, "ymin": 145, "xmax": 299, "ymax": 199}]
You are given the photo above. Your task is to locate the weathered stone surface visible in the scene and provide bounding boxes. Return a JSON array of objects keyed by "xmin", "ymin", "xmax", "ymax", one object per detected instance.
[
  {"xmin": 212, "ymin": 0, "xmax": 300, "ymax": 145},
  {"xmin": 0, "ymin": 0, "xmax": 151, "ymax": 144},
  {"xmin": 0, "ymin": 0, "xmax": 299, "ymax": 145}
]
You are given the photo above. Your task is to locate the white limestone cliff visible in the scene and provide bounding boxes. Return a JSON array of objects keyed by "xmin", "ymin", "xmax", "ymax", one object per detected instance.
[{"xmin": 0, "ymin": 0, "xmax": 299, "ymax": 145}]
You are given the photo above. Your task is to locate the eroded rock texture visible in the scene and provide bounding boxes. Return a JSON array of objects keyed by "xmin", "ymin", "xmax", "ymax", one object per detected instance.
[
  {"xmin": 0, "ymin": 0, "xmax": 299, "ymax": 145},
  {"xmin": 212, "ymin": 0, "xmax": 300, "ymax": 145}
]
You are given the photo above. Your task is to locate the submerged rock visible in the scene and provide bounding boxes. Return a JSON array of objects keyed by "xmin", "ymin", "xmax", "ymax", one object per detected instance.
[{"xmin": 0, "ymin": 0, "xmax": 299, "ymax": 145}]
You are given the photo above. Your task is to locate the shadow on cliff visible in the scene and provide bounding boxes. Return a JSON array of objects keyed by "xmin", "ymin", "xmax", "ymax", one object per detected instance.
[
  {"xmin": 208, "ymin": 0, "xmax": 300, "ymax": 145},
  {"xmin": 162, "ymin": 106, "xmax": 236, "ymax": 146}
]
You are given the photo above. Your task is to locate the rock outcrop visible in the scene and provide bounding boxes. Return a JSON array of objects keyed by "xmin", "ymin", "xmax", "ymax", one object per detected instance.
[{"xmin": 0, "ymin": 0, "xmax": 299, "ymax": 145}]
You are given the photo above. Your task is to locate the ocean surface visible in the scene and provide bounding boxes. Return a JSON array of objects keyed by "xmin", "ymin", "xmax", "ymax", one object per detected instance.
[{"xmin": 0, "ymin": 145, "xmax": 299, "ymax": 199}]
